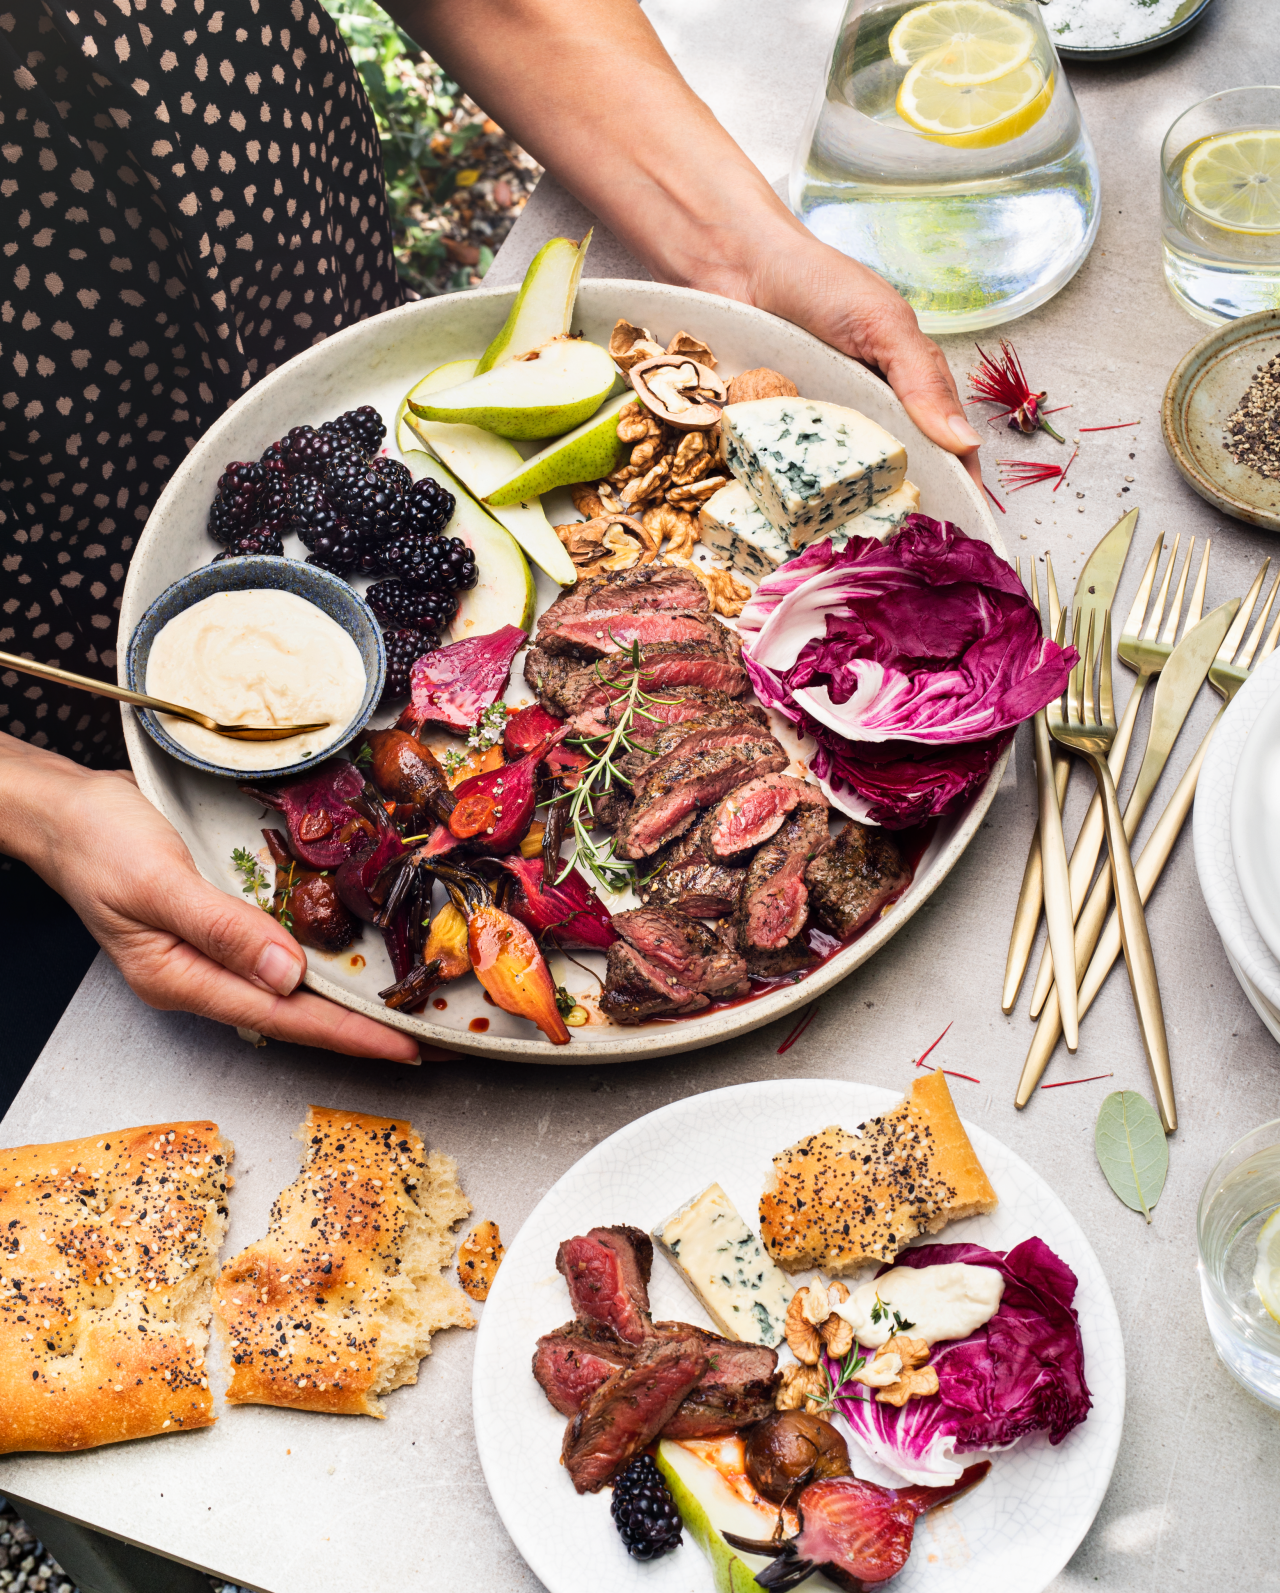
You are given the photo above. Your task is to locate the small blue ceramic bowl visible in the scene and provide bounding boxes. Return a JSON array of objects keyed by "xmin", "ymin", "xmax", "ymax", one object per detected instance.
[{"xmin": 125, "ymin": 556, "xmax": 386, "ymax": 781}]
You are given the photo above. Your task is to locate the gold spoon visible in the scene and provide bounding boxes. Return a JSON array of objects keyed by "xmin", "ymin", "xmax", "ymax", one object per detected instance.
[{"xmin": 0, "ymin": 649, "xmax": 330, "ymax": 743}]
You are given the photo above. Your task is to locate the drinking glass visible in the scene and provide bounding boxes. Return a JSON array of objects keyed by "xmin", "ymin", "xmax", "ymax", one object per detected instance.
[
  {"xmin": 1197, "ymin": 1117, "xmax": 1280, "ymax": 1410},
  {"xmin": 1162, "ymin": 86, "xmax": 1280, "ymax": 323},
  {"xmin": 790, "ymin": 0, "xmax": 1099, "ymax": 333}
]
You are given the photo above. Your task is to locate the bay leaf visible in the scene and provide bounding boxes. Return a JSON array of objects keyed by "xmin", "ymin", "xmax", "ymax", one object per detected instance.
[{"xmin": 1094, "ymin": 1090, "xmax": 1168, "ymax": 1222}]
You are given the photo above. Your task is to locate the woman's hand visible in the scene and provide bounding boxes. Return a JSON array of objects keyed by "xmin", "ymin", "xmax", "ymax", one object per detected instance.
[{"xmin": 1, "ymin": 738, "xmax": 421, "ymax": 1062}]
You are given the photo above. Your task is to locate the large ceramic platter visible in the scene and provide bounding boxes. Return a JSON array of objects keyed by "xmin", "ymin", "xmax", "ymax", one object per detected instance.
[
  {"xmin": 119, "ymin": 279, "xmax": 1004, "ymax": 1062},
  {"xmin": 472, "ymin": 1077, "xmax": 1124, "ymax": 1593}
]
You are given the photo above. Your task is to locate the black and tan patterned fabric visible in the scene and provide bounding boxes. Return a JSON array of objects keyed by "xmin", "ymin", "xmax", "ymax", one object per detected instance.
[{"xmin": 0, "ymin": 0, "xmax": 407, "ymax": 764}]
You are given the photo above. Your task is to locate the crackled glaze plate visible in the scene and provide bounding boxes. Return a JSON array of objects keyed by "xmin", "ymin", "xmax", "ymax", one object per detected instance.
[
  {"xmin": 472, "ymin": 1078, "xmax": 1124, "ymax": 1593},
  {"xmin": 119, "ymin": 279, "xmax": 1004, "ymax": 1063}
]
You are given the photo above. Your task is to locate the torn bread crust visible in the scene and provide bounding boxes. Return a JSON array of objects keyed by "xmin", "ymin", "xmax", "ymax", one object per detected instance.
[
  {"xmin": 0, "ymin": 1120, "xmax": 232, "ymax": 1454},
  {"xmin": 215, "ymin": 1106, "xmax": 473, "ymax": 1417}
]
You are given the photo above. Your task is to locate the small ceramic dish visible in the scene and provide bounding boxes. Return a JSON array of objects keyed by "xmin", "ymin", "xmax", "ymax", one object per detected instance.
[
  {"xmin": 1162, "ymin": 309, "xmax": 1280, "ymax": 533},
  {"xmin": 1052, "ymin": 0, "xmax": 1214, "ymax": 60},
  {"xmin": 125, "ymin": 555, "xmax": 385, "ymax": 781}
]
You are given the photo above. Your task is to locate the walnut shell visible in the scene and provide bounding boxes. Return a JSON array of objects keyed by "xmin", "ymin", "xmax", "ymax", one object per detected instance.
[
  {"xmin": 785, "ymin": 1287, "xmax": 823, "ymax": 1365},
  {"xmin": 726, "ymin": 367, "xmax": 800, "ymax": 404}
]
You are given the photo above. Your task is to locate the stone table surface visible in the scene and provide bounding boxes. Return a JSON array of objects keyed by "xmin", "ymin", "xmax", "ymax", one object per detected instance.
[{"xmin": 3, "ymin": 1, "xmax": 1279, "ymax": 1590}]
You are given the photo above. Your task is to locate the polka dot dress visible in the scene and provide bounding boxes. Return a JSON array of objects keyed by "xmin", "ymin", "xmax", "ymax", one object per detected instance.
[{"xmin": 0, "ymin": 0, "xmax": 408, "ymax": 765}]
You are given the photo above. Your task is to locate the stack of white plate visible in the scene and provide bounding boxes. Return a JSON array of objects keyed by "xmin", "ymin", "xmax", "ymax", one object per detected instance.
[{"xmin": 1194, "ymin": 650, "xmax": 1280, "ymax": 1042}]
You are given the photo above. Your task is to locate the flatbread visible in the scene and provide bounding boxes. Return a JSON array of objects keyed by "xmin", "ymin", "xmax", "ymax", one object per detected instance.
[
  {"xmin": 215, "ymin": 1105, "xmax": 473, "ymax": 1416},
  {"xmin": 0, "ymin": 1121, "xmax": 232, "ymax": 1453}
]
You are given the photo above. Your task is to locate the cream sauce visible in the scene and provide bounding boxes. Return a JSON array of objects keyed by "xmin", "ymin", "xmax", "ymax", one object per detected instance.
[
  {"xmin": 145, "ymin": 588, "xmax": 366, "ymax": 772},
  {"xmin": 833, "ymin": 1263, "xmax": 1004, "ymax": 1348}
]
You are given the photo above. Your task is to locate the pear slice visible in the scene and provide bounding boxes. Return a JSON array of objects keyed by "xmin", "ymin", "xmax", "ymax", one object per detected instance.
[
  {"xmin": 399, "ymin": 450, "xmax": 535, "ymax": 637},
  {"xmin": 484, "ymin": 392, "xmax": 630, "ymax": 507},
  {"xmin": 399, "ymin": 361, "xmax": 577, "ymax": 586},
  {"xmin": 407, "ymin": 337, "xmax": 619, "ymax": 441},
  {"xmin": 656, "ymin": 1441, "xmax": 781, "ymax": 1593},
  {"xmin": 475, "ymin": 231, "xmax": 591, "ymax": 373}
]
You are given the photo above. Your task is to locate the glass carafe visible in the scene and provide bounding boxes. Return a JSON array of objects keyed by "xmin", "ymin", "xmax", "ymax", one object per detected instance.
[{"xmin": 790, "ymin": 0, "xmax": 1100, "ymax": 332}]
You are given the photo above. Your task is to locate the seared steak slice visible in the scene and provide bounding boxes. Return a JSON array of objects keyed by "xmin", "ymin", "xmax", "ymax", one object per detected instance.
[
  {"xmin": 555, "ymin": 1224, "xmax": 654, "ymax": 1345},
  {"xmin": 573, "ymin": 687, "xmax": 764, "ymax": 743},
  {"xmin": 538, "ymin": 608, "xmax": 724, "ymax": 661},
  {"xmin": 628, "ymin": 704, "xmax": 768, "ymax": 760},
  {"xmin": 555, "ymin": 643, "xmax": 751, "ymax": 718},
  {"xmin": 601, "ymin": 941, "xmax": 710, "ymax": 1024},
  {"xmin": 743, "ymin": 935, "xmax": 818, "ymax": 978},
  {"xmin": 737, "ymin": 807, "xmax": 832, "ymax": 951},
  {"xmin": 640, "ymin": 854, "xmax": 747, "ymax": 919},
  {"xmin": 616, "ymin": 740, "xmax": 789, "ymax": 861},
  {"xmin": 612, "ymin": 908, "xmax": 748, "ymax": 997},
  {"xmin": 631, "ymin": 723, "xmax": 782, "ymax": 805},
  {"xmin": 585, "ymin": 784, "xmax": 633, "ymax": 832},
  {"xmin": 525, "ymin": 646, "xmax": 575, "ymax": 716},
  {"xmin": 653, "ymin": 1324, "xmax": 780, "ymax": 1439},
  {"xmin": 807, "ymin": 821, "xmax": 913, "ymax": 938},
  {"xmin": 541, "ymin": 565, "xmax": 709, "ymax": 627},
  {"xmin": 532, "ymin": 1319, "xmax": 635, "ymax": 1417},
  {"xmin": 562, "ymin": 1334, "xmax": 709, "ymax": 1493},
  {"xmin": 706, "ymin": 774, "xmax": 828, "ymax": 860}
]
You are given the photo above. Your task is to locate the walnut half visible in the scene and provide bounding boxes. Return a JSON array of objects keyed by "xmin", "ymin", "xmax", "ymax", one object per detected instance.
[{"xmin": 726, "ymin": 366, "xmax": 800, "ymax": 404}]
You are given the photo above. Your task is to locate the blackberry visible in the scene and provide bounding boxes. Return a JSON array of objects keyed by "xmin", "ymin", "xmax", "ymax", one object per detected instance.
[
  {"xmin": 366, "ymin": 578, "xmax": 457, "ymax": 636},
  {"xmin": 400, "ymin": 475, "xmax": 456, "ymax": 538},
  {"xmin": 253, "ymin": 476, "xmax": 294, "ymax": 530},
  {"xmin": 207, "ymin": 460, "xmax": 266, "ymax": 544},
  {"xmin": 259, "ymin": 437, "xmax": 291, "ymax": 474},
  {"xmin": 304, "ymin": 519, "xmax": 367, "ymax": 572},
  {"xmin": 610, "ymin": 1456, "xmax": 682, "ymax": 1561},
  {"xmin": 212, "ymin": 526, "xmax": 285, "ymax": 560},
  {"xmin": 321, "ymin": 404, "xmax": 386, "ymax": 457},
  {"xmin": 325, "ymin": 455, "xmax": 410, "ymax": 540},
  {"xmin": 381, "ymin": 626, "xmax": 432, "ymax": 701},
  {"xmin": 371, "ymin": 532, "xmax": 478, "ymax": 591},
  {"xmin": 281, "ymin": 424, "xmax": 334, "ymax": 478},
  {"xmin": 287, "ymin": 474, "xmax": 331, "ymax": 533}
]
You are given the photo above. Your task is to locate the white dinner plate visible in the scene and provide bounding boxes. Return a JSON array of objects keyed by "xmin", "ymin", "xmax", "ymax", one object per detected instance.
[
  {"xmin": 118, "ymin": 279, "xmax": 1005, "ymax": 1062},
  {"xmin": 1195, "ymin": 649, "xmax": 1280, "ymax": 1026},
  {"xmin": 472, "ymin": 1077, "xmax": 1125, "ymax": 1593},
  {"xmin": 1231, "ymin": 678, "xmax": 1280, "ymax": 966}
]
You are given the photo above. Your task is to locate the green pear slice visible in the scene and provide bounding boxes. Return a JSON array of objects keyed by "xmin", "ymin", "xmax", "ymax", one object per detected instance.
[
  {"xmin": 656, "ymin": 1441, "xmax": 781, "ymax": 1593},
  {"xmin": 475, "ymin": 231, "xmax": 591, "ymax": 373},
  {"xmin": 407, "ymin": 337, "xmax": 619, "ymax": 441},
  {"xmin": 399, "ymin": 450, "xmax": 535, "ymax": 637},
  {"xmin": 484, "ymin": 392, "xmax": 630, "ymax": 507},
  {"xmin": 399, "ymin": 362, "xmax": 577, "ymax": 586}
]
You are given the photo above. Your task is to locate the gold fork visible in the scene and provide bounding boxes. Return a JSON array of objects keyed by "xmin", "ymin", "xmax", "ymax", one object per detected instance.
[
  {"xmin": 1026, "ymin": 534, "xmax": 1209, "ymax": 1018},
  {"xmin": 1047, "ymin": 600, "xmax": 1173, "ymax": 1129}
]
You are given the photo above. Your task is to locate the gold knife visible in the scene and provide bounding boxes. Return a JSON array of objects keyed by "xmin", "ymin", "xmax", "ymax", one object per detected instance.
[
  {"xmin": 1001, "ymin": 508, "xmax": 1140, "ymax": 1010},
  {"xmin": 1015, "ymin": 596, "xmax": 1240, "ymax": 1111}
]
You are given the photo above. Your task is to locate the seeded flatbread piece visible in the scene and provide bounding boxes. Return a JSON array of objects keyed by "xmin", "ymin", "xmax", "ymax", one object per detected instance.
[
  {"xmin": 0, "ymin": 1121, "xmax": 232, "ymax": 1454},
  {"xmin": 758, "ymin": 1071, "xmax": 997, "ymax": 1275},
  {"xmin": 457, "ymin": 1220, "xmax": 504, "ymax": 1301},
  {"xmin": 215, "ymin": 1106, "xmax": 473, "ymax": 1416}
]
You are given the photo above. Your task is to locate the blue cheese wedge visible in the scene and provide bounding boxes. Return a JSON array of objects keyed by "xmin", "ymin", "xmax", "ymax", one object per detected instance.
[
  {"xmin": 825, "ymin": 480, "xmax": 920, "ymax": 551},
  {"xmin": 653, "ymin": 1182, "xmax": 793, "ymax": 1346},
  {"xmin": 723, "ymin": 397, "xmax": 908, "ymax": 549},
  {"xmin": 698, "ymin": 482, "xmax": 790, "ymax": 578}
]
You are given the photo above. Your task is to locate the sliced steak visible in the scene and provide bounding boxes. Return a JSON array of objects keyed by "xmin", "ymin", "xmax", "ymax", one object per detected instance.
[
  {"xmin": 653, "ymin": 1324, "xmax": 780, "ymax": 1439},
  {"xmin": 616, "ymin": 739, "xmax": 789, "ymax": 861},
  {"xmin": 562, "ymin": 1334, "xmax": 709, "ymax": 1493},
  {"xmin": 557, "ymin": 643, "xmax": 751, "ymax": 719},
  {"xmin": 737, "ymin": 807, "xmax": 832, "ymax": 952},
  {"xmin": 541, "ymin": 565, "xmax": 709, "ymax": 628},
  {"xmin": 640, "ymin": 855, "xmax": 747, "ymax": 919},
  {"xmin": 632, "ymin": 723, "xmax": 782, "ymax": 805},
  {"xmin": 525, "ymin": 646, "xmax": 576, "ymax": 716},
  {"xmin": 601, "ymin": 942, "xmax": 710, "ymax": 1025},
  {"xmin": 532, "ymin": 1320, "xmax": 635, "ymax": 1418},
  {"xmin": 555, "ymin": 1224, "xmax": 654, "ymax": 1345},
  {"xmin": 743, "ymin": 935, "xmax": 818, "ymax": 978},
  {"xmin": 585, "ymin": 784, "xmax": 633, "ymax": 832},
  {"xmin": 612, "ymin": 908, "xmax": 748, "ymax": 997},
  {"xmin": 706, "ymin": 773, "xmax": 828, "ymax": 860},
  {"xmin": 538, "ymin": 608, "xmax": 724, "ymax": 661},
  {"xmin": 573, "ymin": 687, "xmax": 765, "ymax": 743},
  {"xmin": 627, "ymin": 704, "xmax": 767, "ymax": 760},
  {"xmin": 806, "ymin": 821, "xmax": 913, "ymax": 939}
]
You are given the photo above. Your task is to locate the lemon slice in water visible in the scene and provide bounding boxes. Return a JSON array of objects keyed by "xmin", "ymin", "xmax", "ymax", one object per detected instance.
[
  {"xmin": 1255, "ymin": 1206, "xmax": 1280, "ymax": 1326},
  {"xmin": 1181, "ymin": 129, "xmax": 1280, "ymax": 234},
  {"xmin": 888, "ymin": 0, "xmax": 1034, "ymax": 85},
  {"xmin": 897, "ymin": 59, "xmax": 1051, "ymax": 148}
]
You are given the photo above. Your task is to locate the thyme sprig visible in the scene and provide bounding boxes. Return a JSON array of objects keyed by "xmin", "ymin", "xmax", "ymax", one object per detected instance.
[
  {"xmin": 552, "ymin": 639, "xmax": 676, "ymax": 895},
  {"xmin": 230, "ymin": 846, "xmax": 295, "ymax": 932}
]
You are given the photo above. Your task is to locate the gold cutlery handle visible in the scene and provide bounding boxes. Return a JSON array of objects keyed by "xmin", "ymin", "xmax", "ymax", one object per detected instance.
[
  {"xmin": 1002, "ymin": 739, "xmax": 1070, "ymax": 1011},
  {"xmin": 0, "ymin": 647, "xmax": 214, "ymax": 728},
  {"xmin": 1035, "ymin": 710, "xmax": 1078, "ymax": 1050},
  {"xmin": 1087, "ymin": 749, "xmax": 1175, "ymax": 1131}
]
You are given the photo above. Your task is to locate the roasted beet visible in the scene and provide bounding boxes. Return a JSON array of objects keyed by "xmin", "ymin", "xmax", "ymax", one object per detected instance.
[
  {"xmin": 279, "ymin": 873, "xmax": 358, "ymax": 953},
  {"xmin": 240, "ymin": 761, "xmax": 375, "ymax": 869},
  {"xmin": 744, "ymin": 1412, "xmax": 852, "ymax": 1505},
  {"xmin": 357, "ymin": 727, "xmax": 454, "ymax": 823},
  {"xmin": 497, "ymin": 855, "xmax": 618, "ymax": 951},
  {"xmin": 396, "ymin": 624, "xmax": 526, "ymax": 733},
  {"xmin": 503, "ymin": 702, "xmax": 564, "ymax": 760},
  {"xmin": 333, "ymin": 820, "xmax": 406, "ymax": 925},
  {"xmin": 424, "ymin": 731, "xmax": 567, "ymax": 859}
]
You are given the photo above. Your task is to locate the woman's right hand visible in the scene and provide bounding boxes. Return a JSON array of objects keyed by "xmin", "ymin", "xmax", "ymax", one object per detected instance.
[{"xmin": 1, "ymin": 737, "xmax": 422, "ymax": 1062}]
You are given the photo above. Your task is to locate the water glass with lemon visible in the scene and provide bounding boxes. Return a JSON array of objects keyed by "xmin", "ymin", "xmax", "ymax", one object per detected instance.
[
  {"xmin": 790, "ymin": 0, "xmax": 1099, "ymax": 332},
  {"xmin": 1198, "ymin": 1118, "xmax": 1280, "ymax": 1410},
  {"xmin": 1162, "ymin": 86, "xmax": 1280, "ymax": 324}
]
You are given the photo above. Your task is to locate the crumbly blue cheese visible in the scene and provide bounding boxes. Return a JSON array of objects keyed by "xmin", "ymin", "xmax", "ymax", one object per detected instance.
[
  {"xmin": 698, "ymin": 482, "xmax": 790, "ymax": 578},
  {"xmin": 722, "ymin": 398, "xmax": 908, "ymax": 550},
  {"xmin": 825, "ymin": 480, "xmax": 920, "ymax": 551},
  {"xmin": 653, "ymin": 1182, "xmax": 793, "ymax": 1346}
]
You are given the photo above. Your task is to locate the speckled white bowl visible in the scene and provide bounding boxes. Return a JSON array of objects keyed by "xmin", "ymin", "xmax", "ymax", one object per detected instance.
[{"xmin": 119, "ymin": 280, "xmax": 1004, "ymax": 1062}]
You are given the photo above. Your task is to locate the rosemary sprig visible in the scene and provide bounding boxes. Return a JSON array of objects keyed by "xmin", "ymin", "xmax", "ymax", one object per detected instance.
[{"xmin": 812, "ymin": 1343, "xmax": 871, "ymax": 1415}]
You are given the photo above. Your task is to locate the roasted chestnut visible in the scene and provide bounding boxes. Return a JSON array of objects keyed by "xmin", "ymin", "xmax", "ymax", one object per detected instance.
[{"xmin": 744, "ymin": 1411, "xmax": 852, "ymax": 1505}]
